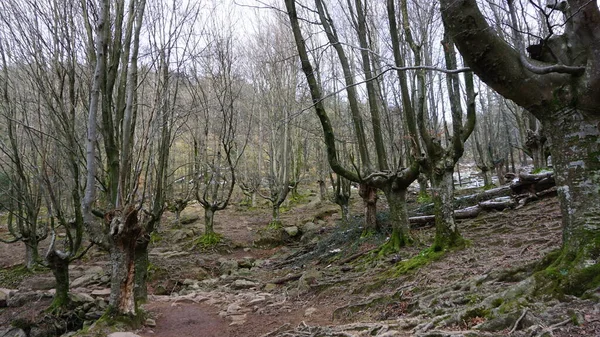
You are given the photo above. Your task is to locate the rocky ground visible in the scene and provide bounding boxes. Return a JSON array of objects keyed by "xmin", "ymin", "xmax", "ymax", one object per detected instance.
[{"xmin": 1, "ymin": 189, "xmax": 599, "ymax": 337}]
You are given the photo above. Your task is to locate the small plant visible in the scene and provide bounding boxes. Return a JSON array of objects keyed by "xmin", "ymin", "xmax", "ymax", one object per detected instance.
[
  {"xmin": 417, "ymin": 192, "xmax": 431, "ymax": 204},
  {"xmin": 194, "ymin": 232, "xmax": 223, "ymax": 248},
  {"xmin": 267, "ymin": 220, "xmax": 283, "ymax": 230}
]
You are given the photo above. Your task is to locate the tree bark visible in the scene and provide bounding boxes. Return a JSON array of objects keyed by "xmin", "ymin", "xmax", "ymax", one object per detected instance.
[
  {"xmin": 134, "ymin": 235, "xmax": 149, "ymax": 303},
  {"xmin": 318, "ymin": 180, "xmax": 327, "ymax": 202},
  {"xmin": 547, "ymin": 109, "xmax": 600, "ymax": 267},
  {"xmin": 432, "ymin": 170, "xmax": 462, "ymax": 250},
  {"xmin": 204, "ymin": 208, "xmax": 215, "ymax": 235},
  {"xmin": 359, "ymin": 183, "xmax": 378, "ymax": 231},
  {"xmin": 382, "ymin": 187, "xmax": 411, "ymax": 249},
  {"xmin": 107, "ymin": 207, "xmax": 141, "ymax": 316},
  {"xmin": 47, "ymin": 250, "xmax": 70, "ymax": 309},
  {"xmin": 24, "ymin": 239, "xmax": 39, "ymax": 270}
]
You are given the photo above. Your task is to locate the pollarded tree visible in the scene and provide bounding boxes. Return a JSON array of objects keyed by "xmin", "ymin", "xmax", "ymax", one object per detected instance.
[
  {"xmin": 440, "ymin": 0, "xmax": 600, "ymax": 294},
  {"xmin": 189, "ymin": 11, "xmax": 248, "ymax": 243},
  {"xmin": 0, "ymin": 38, "xmax": 47, "ymax": 270}
]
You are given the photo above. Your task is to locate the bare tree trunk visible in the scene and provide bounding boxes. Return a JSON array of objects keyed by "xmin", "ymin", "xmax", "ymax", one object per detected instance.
[
  {"xmin": 24, "ymin": 240, "xmax": 39, "ymax": 270},
  {"xmin": 318, "ymin": 180, "xmax": 327, "ymax": 202},
  {"xmin": 432, "ymin": 170, "xmax": 462, "ymax": 250},
  {"xmin": 359, "ymin": 184, "xmax": 378, "ymax": 231},
  {"xmin": 203, "ymin": 208, "xmax": 215, "ymax": 236}
]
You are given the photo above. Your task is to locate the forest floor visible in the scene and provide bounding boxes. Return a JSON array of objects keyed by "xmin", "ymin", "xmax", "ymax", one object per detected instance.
[{"xmin": 1, "ymin": 187, "xmax": 599, "ymax": 337}]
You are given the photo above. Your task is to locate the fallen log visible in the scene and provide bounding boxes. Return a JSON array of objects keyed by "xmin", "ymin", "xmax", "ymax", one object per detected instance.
[
  {"xmin": 479, "ymin": 197, "xmax": 516, "ymax": 211},
  {"xmin": 409, "ymin": 205, "xmax": 483, "ymax": 226}
]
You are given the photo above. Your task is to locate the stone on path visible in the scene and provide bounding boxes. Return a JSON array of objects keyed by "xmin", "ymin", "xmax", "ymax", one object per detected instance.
[{"xmin": 107, "ymin": 333, "xmax": 141, "ymax": 337}]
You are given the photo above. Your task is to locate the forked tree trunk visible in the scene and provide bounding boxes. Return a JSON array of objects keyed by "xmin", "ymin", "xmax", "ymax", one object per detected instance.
[
  {"xmin": 359, "ymin": 183, "xmax": 378, "ymax": 231},
  {"xmin": 546, "ymin": 109, "xmax": 600, "ymax": 271},
  {"xmin": 431, "ymin": 170, "xmax": 462, "ymax": 250},
  {"xmin": 382, "ymin": 187, "xmax": 411, "ymax": 249},
  {"xmin": 108, "ymin": 207, "xmax": 141, "ymax": 316}
]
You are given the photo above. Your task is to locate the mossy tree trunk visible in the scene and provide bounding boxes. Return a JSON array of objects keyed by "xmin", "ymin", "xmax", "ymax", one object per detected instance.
[
  {"xmin": 546, "ymin": 110, "xmax": 600, "ymax": 273},
  {"xmin": 381, "ymin": 187, "xmax": 411, "ymax": 250}
]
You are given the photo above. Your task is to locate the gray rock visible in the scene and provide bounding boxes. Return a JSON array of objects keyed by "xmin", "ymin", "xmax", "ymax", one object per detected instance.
[
  {"xmin": 20, "ymin": 276, "xmax": 56, "ymax": 291},
  {"xmin": 302, "ymin": 222, "xmax": 319, "ymax": 233},
  {"xmin": 283, "ymin": 226, "xmax": 299, "ymax": 237},
  {"xmin": 231, "ymin": 279, "xmax": 258, "ymax": 290},
  {"xmin": 71, "ymin": 274, "xmax": 97, "ymax": 288},
  {"xmin": 69, "ymin": 292, "xmax": 95, "ymax": 304},
  {"xmin": 84, "ymin": 310, "xmax": 103, "ymax": 320},
  {"xmin": 91, "ymin": 288, "xmax": 111, "ymax": 297},
  {"xmin": 298, "ymin": 269, "xmax": 321, "ymax": 293},
  {"xmin": 0, "ymin": 289, "xmax": 7, "ymax": 307},
  {"xmin": 219, "ymin": 259, "xmax": 239, "ymax": 275},
  {"xmin": 300, "ymin": 222, "xmax": 320, "ymax": 243},
  {"xmin": 84, "ymin": 266, "xmax": 104, "ymax": 275},
  {"xmin": 145, "ymin": 318, "xmax": 157, "ymax": 327},
  {"xmin": 7, "ymin": 291, "xmax": 51, "ymax": 307},
  {"xmin": 237, "ymin": 257, "xmax": 255, "ymax": 269},
  {"xmin": 0, "ymin": 328, "xmax": 27, "ymax": 337},
  {"xmin": 179, "ymin": 214, "xmax": 200, "ymax": 225}
]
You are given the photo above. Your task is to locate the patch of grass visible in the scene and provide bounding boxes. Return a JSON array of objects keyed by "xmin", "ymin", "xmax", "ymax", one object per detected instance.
[
  {"xmin": 267, "ymin": 220, "xmax": 283, "ymax": 230},
  {"xmin": 193, "ymin": 232, "xmax": 223, "ymax": 248},
  {"xmin": 482, "ymin": 184, "xmax": 496, "ymax": 191},
  {"xmin": 0, "ymin": 264, "xmax": 35, "ymax": 288}
]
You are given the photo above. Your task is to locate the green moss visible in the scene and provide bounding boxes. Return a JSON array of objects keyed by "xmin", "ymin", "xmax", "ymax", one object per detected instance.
[
  {"xmin": 534, "ymin": 248, "xmax": 600, "ymax": 297},
  {"xmin": 491, "ymin": 298, "xmax": 504, "ymax": 308},
  {"xmin": 392, "ymin": 248, "xmax": 445, "ymax": 276},
  {"xmin": 149, "ymin": 231, "xmax": 162, "ymax": 244},
  {"xmin": 464, "ymin": 307, "xmax": 492, "ymax": 320},
  {"xmin": 417, "ymin": 192, "xmax": 431, "ymax": 204}
]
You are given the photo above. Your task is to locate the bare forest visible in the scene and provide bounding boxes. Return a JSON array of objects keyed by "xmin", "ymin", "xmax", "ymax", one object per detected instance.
[{"xmin": 1, "ymin": 0, "xmax": 599, "ymax": 336}]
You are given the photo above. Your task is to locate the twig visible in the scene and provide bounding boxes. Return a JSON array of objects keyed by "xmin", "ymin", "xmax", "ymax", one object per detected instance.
[
  {"xmin": 337, "ymin": 247, "xmax": 377, "ymax": 265},
  {"xmin": 510, "ymin": 308, "xmax": 528, "ymax": 334}
]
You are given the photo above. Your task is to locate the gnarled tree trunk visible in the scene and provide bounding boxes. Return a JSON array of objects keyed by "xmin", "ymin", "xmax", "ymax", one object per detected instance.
[{"xmin": 107, "ymin": 207, "xmax": 142, "ymax": 316}]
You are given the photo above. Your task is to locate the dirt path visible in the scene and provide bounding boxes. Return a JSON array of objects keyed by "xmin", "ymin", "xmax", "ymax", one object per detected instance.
[{"xmin": 139, "ymin": 302, "xmax": 231, "ymax": 337}]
